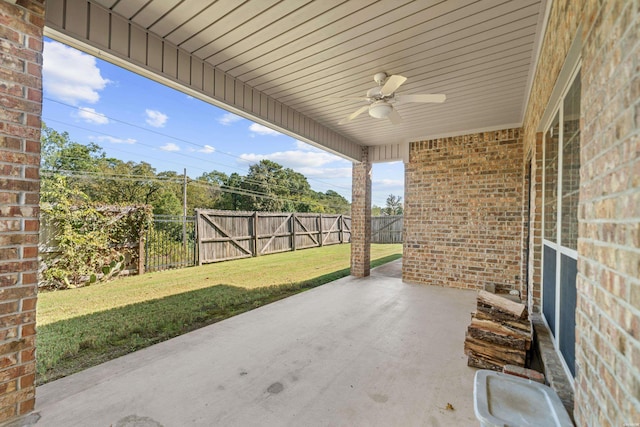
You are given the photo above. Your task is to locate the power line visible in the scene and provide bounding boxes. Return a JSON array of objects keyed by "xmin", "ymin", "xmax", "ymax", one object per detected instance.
[
  {"xmin": 42, "ymin": 117, "xmax": 350, "ymax": 197},
  {"xmin": 43, "ymin": 99, "xmax": 352, "ymax": 192},
  {"xmin": 41, "ymin": 169, "xmax": 351, "ymax": 211}
]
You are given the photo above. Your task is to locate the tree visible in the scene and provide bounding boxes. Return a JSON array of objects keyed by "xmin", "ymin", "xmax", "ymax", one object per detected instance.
[
  {"xmin": 372, "ymin": 205, "xmax": 383, "ymax": 216},
  {"xmin": 41, "ymin": 124, "xmax": 352, "ymax": 215},
  {"xmin": 242, "ymin": 160, "xmax": 313, "ymax": 212},
  {"xmin": 383, "ymin": 194, "xmax": 403, "ymax": 215}
]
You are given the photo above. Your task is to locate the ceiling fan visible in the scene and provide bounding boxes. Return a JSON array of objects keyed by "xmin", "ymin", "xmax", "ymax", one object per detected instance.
[{"xmin": 337, "ymin": 72, "xmax": 446, "ymax": 125}]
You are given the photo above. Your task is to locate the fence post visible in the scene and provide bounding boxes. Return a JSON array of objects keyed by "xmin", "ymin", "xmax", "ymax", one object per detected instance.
[
  {"xmin": 196, "ymin": 209, "xmax": 203, "ymax": 266},
  {"xmin": 138, "ymin": 231, "xmax": 146, "ymax": 275},
  {"xmin": 339, "ymin": 214, "xmax": 343, "ymax": 244},
  {"xmin": 253, "ymin": 211, "xmax": 259, "ymax": 257},
  {"xmin": 291, "ymin": 213, "xmax": 296, "ymax": 252},
  {"xmin": 318, "ymin": 213, "xmax": 323, "ymax": 247}
]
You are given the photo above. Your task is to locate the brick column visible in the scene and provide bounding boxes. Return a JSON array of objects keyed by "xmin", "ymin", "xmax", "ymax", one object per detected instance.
[
  {"xmin": 0, "ymin": 0, "xmax": 44, "ymax": 423},
  {"xmin": 350, "ymin": 147, "xmax": 371, "ymax": 277}
]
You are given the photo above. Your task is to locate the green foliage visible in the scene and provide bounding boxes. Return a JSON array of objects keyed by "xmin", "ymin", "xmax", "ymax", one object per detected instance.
[
  {"xmin": 41, "ymin": 123, "xmax": 351, "ymax": 216},
  {"xmin": 40, "ymin": 175, "xmax": 153, "ymax": 289},
  {"xmin": 383, "ymin": 194, "xmax": 403, "ymax": 216}
]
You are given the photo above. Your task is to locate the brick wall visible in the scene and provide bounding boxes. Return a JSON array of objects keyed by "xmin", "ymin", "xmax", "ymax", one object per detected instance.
[
  {"xmin": 0, "ymin": 0, "xmax": 44, "ymax": 423},
  {"xmin": 521, "ymin": 0, "xmax": 639, "ymax": 424},
  {"xmin": 522, "ymin": 0, "xmax": 584, "ymax": 316},
  {"xmin": 350, "ymin": 147, "xmax": 371, "ymax": 278},
  {"xmin": 403, "ymin": 129, "xmax": 526, "ymax": 293},
  {"xmin": 574, "ymin": 0, "xmax": 640, "ymax": 424}
]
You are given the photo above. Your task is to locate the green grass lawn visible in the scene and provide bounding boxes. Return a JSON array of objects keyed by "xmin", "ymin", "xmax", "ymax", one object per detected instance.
[{"xmin": 37, "ymin": 244, "xmax": 402, "ymax": 384}]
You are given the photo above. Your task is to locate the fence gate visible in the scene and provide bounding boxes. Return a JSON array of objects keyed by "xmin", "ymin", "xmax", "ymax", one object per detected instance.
[
  {"xmin": 196, "ymin": 210, "xmax": 255, "ymax": 264},
  {"xmin": 145, "ymin": 215, "xmax": 197, "ymax": 272},
  {"xmin": 196, "ymin": 210, "xmax": 351, "ymax": 265},
  {"xmin": 371, "ymin": 215, "xmax": 403, "ymax": 243}
]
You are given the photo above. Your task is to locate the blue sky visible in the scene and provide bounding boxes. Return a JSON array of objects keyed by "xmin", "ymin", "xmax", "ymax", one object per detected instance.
[{"xmin": 42, "ymin": 39, "xmax": 404, "ymax": 207}]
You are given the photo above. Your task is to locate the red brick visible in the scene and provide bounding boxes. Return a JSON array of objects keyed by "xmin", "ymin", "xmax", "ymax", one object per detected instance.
[
  {"xmin": 24, "ymin": 167, "xmax": 37, "ymax": 179},
  {"xmin": 0, "ymin": 26, "xmax": 19, "ymax": 43},
  {"xmin": 18, "ymin": 348, "xmax": 33, "ymax": 363},
  {"xmin": 0, "ymin": 388, "xmax": 34, "ymax": 411},
  {"xmin": 0, "ymin": 303, "xmax": 18, "ymax": 316},
  {"xmin": 17, "ymin": 397, "xmax": 34, "ymax": 414},
  {"xmin": 0, "ymin": 249, "xmax": 18, "ymax": 262},
  {"xmin": 19, "ymin": 323, "xmax": 34, "ymax": 338},
  {"xmin": 0, "ymin": 356, "xmax": 17, "ymax": 370},
  {"xmin": 0, "ymin": 221, "xmax": 20, "ymax": 232},
  {"xmin": 0, "ymin": 405, "xmax": 16, "ymax": 422},
  {"xmin": 20, "ymin": 298, "xmax": 35, "ymax": 312},
  {"xmin": 18, "ymin": 373, "xmax": 33, "ymax": 389},
  {"xmin": 0, "ymin": 276, "xmax": 17, "ymax": 288},
  {"xmin": 21, "ymin": 246, "xmax": 36, "ymax": 259},
  {"xmin": 0, "ymin": 136, "xmax": 21, "ymax": 150},
  {"xmin": 23, "ymin": 193, "xmax": 38, "ymax": 204},
  {"xmin": 24, "ymin": 139, "xmax": 39, "ymax": 153},
  {"xmin": 26, "ymin": 87, "xmax": 39, "ymax": 102},
  {"xmin": 0, "ymin": 329, "xmax": 17, "ymax": 342},
  {"xmin": 0, "ymin": 381, "xmax": 16, "ymax": 396},
  {"xmin": 0, "ymin": 313, "xmax": 35, "ymax": 330},
  {"xmin": 23, "ymin": 220, "xmax": 37, "ymax": 232},
  {"xmin": 0, "ymin": 193, "xmax": 18, "ymax": 204}
]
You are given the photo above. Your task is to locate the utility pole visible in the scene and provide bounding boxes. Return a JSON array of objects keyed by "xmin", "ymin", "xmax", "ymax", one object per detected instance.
[{"xmin": 183, "ymin": 168, "xmax": 187, "ymax": 249}]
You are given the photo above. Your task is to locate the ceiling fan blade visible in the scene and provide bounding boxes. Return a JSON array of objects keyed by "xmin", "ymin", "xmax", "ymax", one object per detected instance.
[
  {"xmin": 396, "ymin": 94, "xmax": 446, "ymax": 103},
  {"xmin": 387, "ymin": 108, "xmax": 402, "ymax": 125},
  {"xmin": 338, "ymin": 105, "xmax": 370, "ymax": 124},
  {"xmin": 380, "ymin": 75, "xmax": 407, "ymax": 96}
]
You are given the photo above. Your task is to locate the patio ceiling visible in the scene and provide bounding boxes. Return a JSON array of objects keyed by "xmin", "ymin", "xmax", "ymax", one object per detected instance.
[{"xmin": 45, "ymin": 0, "xmax": 547, "ymax": 161}]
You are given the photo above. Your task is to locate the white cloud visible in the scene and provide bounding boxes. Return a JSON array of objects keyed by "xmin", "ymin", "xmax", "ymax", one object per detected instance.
[
  {"xmin": 76, "ymin": 107, "xmax": 109, "ymax": 125},
  {"xmin": 373, "ymin": 178, "xmax": 404, "ymax": 189},
  {"xmin": 239, "ymin": 150, "xmax": 347, "ymax": 169},
  {"xmin": 249, "ymin": 123, "xmax": 281, "ymax": 136},
  {"xmin": 145, "ymin": 109, "xmax": 168, "ymax": 128},
  {"xmin": 43, "ymin": 41, "xmax": 110, "ymax": 105},
  {"xmin": 198, "ymin": 145, "xmax": 215, "ymax": 154},
  {"xmin": 159, "ymin": 143, "xmax": 180, "ymax": 152},
  {"xmin": 91, "ymin": 135, "xmax": 136, "ymax": 144},
  {"xmin": 218, "ymin": 113, "xmax": 242, "ymax": 126},
  {"xmin": 297, "ymin": 167, "xmax": 353, "ymax": 179}
]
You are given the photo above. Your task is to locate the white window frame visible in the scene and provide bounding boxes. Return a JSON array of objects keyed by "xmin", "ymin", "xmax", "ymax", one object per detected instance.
[{"xmin": 539, "ymin": 35, "xmax": 582, "ymax": 386}]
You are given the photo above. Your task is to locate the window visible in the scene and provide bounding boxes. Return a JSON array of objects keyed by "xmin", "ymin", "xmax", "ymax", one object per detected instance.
[{"xmin": 542, "ymin": 69, "xmax": 580, "ymax": 378}]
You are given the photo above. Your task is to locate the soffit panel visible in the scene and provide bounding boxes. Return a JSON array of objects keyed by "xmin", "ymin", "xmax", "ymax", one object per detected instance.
[{"xmin": 55, "ymin": 0, "xmax": 547, "ymax": 151}]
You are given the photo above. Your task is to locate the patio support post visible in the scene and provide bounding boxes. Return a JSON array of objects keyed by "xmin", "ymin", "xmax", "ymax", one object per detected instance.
[
  {"xmin": 350, "ymin": 146, "xmax": 371, "ymax": 277},
  {"xmin": 0, "ymin": 0, "xmax": 45, "ymax": 423}
]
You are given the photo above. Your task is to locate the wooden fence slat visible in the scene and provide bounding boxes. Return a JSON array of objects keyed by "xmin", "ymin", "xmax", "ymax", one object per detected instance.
[{"xmin": 194, "ymin": 210, "xmax": 399, "ymax": 265}]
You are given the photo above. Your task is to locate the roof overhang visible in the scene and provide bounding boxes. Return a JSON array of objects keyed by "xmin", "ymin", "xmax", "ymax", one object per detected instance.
[{"xmin": 45, "ymin": 0, "xmax": 548, "ymax": 162}]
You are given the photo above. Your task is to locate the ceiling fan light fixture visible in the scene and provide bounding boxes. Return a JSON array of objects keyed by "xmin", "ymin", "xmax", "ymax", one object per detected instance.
[{"xmin": 369, "ymin": 101, "xmax": 393, "ymax": 119}]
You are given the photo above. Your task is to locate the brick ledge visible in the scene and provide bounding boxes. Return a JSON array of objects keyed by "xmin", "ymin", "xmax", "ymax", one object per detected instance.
[{"xmin": 531, "ymin": 313, "xmax": 575, "ymax": 423}]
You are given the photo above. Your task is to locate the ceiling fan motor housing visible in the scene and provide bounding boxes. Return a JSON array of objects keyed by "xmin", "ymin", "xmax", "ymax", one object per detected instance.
[
  {"xmin": 373, "ymin": 72, "xmax": 388, "ymax": 85},
  {"xmin": 369, "ymin": 100, "xmax": 393, "ymax": 119}
]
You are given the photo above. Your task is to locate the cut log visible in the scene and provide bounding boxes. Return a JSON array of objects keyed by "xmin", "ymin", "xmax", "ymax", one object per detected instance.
[
  {"xmin": 467, "ymin": 318, "xmax": 529, "ymax": 351},
  {"xmin": 477, "ymin": 290, "xmax": 527, "ymax": 319},
  {"xmin": 464, "ymin": 335, "xmax": 526, "ymax": 366},
  {"xmin": 473, "ymin": 310, "xmax": 531, "ymax": 333},
  {"xmin": 467, "ymin": 353, "xmax": 502, "ymax": 371}
]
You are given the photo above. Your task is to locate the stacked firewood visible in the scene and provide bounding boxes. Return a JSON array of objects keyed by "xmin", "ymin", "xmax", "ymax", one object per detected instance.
[{"xmin": 464, "ymin": 290, "xmax": 532, "ymax": 370}]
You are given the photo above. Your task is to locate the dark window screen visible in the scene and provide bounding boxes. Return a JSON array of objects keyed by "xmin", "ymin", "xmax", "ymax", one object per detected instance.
[
  {"xmin": 543, "ymin": 245, "xmax": 557, "ymax": 336},
  {"xmin": 559, "ymin": 254, "xmax": 577, "ymax": 377}
]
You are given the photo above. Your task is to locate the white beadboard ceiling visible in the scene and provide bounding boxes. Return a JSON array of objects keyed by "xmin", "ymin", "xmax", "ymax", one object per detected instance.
[{"xmin": 47, "ymin": 0, "xmax": 547, "ymax": 159}]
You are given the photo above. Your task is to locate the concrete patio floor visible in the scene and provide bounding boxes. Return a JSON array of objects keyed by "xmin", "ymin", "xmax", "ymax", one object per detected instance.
[{"xmin": 33, "ymin": 260, "xmax": 479, "ymax": 426}]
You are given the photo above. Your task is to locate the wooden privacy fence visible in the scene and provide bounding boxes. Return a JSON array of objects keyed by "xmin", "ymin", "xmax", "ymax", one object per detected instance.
[
  {"xmin": 371, "ymin": 215, "xmax": 403, "ymax": 244},
  {"xmin": 195, "ymin": 210, "xmax": 352, "ymax": 264}
]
